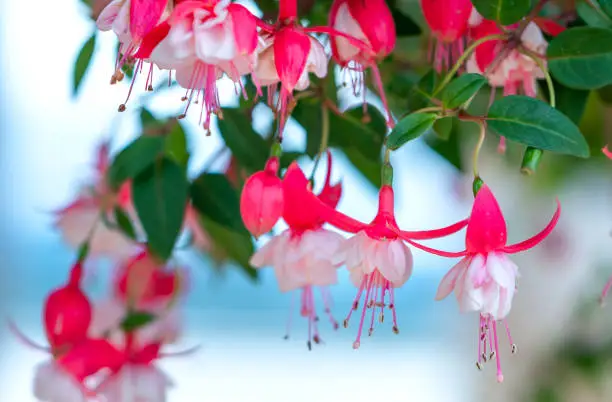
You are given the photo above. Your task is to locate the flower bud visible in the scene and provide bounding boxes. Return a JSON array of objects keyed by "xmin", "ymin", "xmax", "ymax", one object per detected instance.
[
  {"xmin": 240, "ymin": 157, "xmax": 284, "ymax": 237},
  {"xmin": 43, "ymin": 264, "xmax": 92, "ymax": 350}
]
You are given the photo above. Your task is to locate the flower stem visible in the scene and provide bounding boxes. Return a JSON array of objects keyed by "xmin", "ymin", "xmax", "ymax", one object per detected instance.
[
  {"xmin": 310, "ymin": 104, "xmax": 330, "ymax": 180},
  {"xmin": 472, "ymin": 121, "xmax": 487, "ymax": 178},
  {"xmin": 433, "ymin": 34, "xmax": 510, "ymax": 96}
]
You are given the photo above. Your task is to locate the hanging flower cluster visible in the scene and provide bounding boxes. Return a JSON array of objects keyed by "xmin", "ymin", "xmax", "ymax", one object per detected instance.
[{"xmin": 22, "ymin": 0, "xmax": 612, "ymax": 399}]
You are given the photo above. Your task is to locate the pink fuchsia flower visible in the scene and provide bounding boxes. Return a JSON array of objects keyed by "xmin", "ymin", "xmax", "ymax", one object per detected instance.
[
  {"xmin": 252, "ymin": 26, "xmax": 328, "ymax": 137},
  {"xmin": 240, "ymin": 156, "xmax": 285, "ymax": 238},
  {"xmin": 401, "ymin": 184, "xmax": 560, "ymax": 382},
  {"xmin": 602, "ymin": 145, "xmax": 612, "ymax": 159},
  {"xmin": 146, "ymin": 0, "xmax": 259, "ymax": 131},
  {"xmin": 250, "ymin": 154, "xmax": 344, "ymax": 348},
  {"xmin": 421, "ymin": 0, "xmax": 473, "ymax": 72},
  {"xmin": 328, "ymin": 0, "xmax": 395, "ymax": 126},
  {"xmin": 54, "ymin": 142, "xmax": 138, "ymax": 260},
  {"xmin": 284, "ymin": 164, "xmax": 469, "ymax": 348}
]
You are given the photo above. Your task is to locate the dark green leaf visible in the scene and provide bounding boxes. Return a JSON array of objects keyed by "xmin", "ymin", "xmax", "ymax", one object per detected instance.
[
  {"xmin": 576, "ymin": 0, "xmax": 612, "ymax": 28},
  {"xmin": 432, "ymin": 116, "xmax": 455, "ymax": 140},
  {"xmin": 471, "ymin": 0, "xmax": 533, "ymax": 25},
  {"xmin": 121, "ymin": 311, "xmax": 156, "ymax": 332},
  {"xmin": 487, "ymin": 95, "xmax": 590, "ymax": 157},
  {"xmin": 133, "ymin": 158, "xmax": 189, "ymax": 260},
  {"xmin": 441, "ymin": 73, "xmax": 487, "ymax": 109},
  {"xmin": 425, "ymin": 128, "xmax": 463, "ymax": 171},
  {"xmin": 387, "ymin": 113, "xmax": 438, "ymax": 150},
  {"xmin": 328, "ymin": 106, "xmax": 387, "ymax": 161},
  {"xmin": 407, "ymin": 70, "xmax": 441, "ymax": 112},
  {"xmin": 342, "ymin": 148, "xmax": 382, "ymax": 189},
  {"xmin": 218, "ymin": 108, "xmax": 269, "ymax": 172},
  {"xmin": 114, "ymin": 206, "xmax": 137, "ymax": 240},
  {"xmin": 140, "ymin": 109, "xmax": 158, "ymax": 129},
  {"xmin": 597, "ymin": 0, "xmax": 612, "ymax": 19},
  {"xmin": 391, "ymin": 4, "xmax": 421, "ymax": 36},
  {"xmin": 200, "ymin": 216, "xmax": 257, "ymax": 280},
  {"xmin": 548, "ymin": 27, "xmax": 612, "ymax": 89},
  {"xmin": 108, "ymin": 136, "xmax": 165, "ymax": 189},
  {"xmin": 292, "ymin": 101, "xmax": 323, "ymax": 157},
  {"xmin": 73, "ymin": 33, "xmax": 96, "ymax": 96},
  {"xmin": 190, "ymin": 173, "xmax": 246, "ymax": 233},
  {"xmin": 280, "ymin": 152, "xmax": 305, "ymax": 170},
  {"xmin": 165, "ymin": 123, "xmax": 190, "ymax": 167}
]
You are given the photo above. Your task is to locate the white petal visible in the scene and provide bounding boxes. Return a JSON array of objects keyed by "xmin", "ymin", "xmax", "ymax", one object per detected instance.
[
  {"xmin": 194, "ymin": 20, "xmax": 237, "ymax": 63},
  {"xmin": 435, "ymin": 257, "xmax": 469, "ymax": 300},
  {"xmin": 332, "ymin": 2, "xmax": 365, "ymax": 62},
  {"xmin": 486, "ymin": 252, "xmax": 517, "ymax": 289},
  {"xmin": 99, "ymin": 365, "xmax": 172, "ymax": 402},
  {"xmin": 96, "ymin": 0, "xmax": 125, "ymax": 31},
  {"xmin": 34, "ymin": 360, "xmax": 86, "ymax": 402}
]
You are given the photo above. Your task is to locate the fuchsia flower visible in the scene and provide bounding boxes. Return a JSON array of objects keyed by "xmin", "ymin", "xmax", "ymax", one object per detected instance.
[
  {"xmin": 602, "ymin": 145, "xmax": 612, "ymax": 160},
  {"xmin": 147, "ymin": 0, "xmax": 259, "ymax": 130},
  {"xmin": 283, "ymin": 164, "xmax": 469, "ymax": 348},
  {"xmin": 54, "ymin": 142, "xmax": 138, "ymax": 260},
  {"xmin": 252, "ymin": 26, "xmax": 328, "ymax": 136},
  {"xmin": 250, "ymin": 154, "xmax": 344, "ymax": 348},
  {"xmin": 328, "ymin": 0, "xmax": 394, "ymax": 125},
  {"xmin": 466, "ymin": 19, "xmax": 549, "ymax": 99},
  {"xmin": 421, "ymin": 0, "xmax": 473, "ymax": 71},
  {"xmin": 240, "ymin": 156, "xmax": 285, "ymax": 238},
  {"xmin": 400, "ymin": 184, "xmax": 560, "ymax": 382}
]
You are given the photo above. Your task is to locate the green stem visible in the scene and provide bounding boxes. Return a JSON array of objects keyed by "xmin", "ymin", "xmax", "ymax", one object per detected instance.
[
  {"xmin": 433, "ymin": 34, "xmax": 510, "ymax": 96},
  {"xmin": 310, "ymin": 104, "xmax": 330, "ymax": 180},
  {"xmin": 472, "ymin": 121, "xmax": 487, "ymax": 178}
]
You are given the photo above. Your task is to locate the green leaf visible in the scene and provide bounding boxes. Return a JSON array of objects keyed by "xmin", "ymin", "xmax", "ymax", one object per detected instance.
[
  {"xmin": 541, "ymin": 79, "xmax": 590, "ymax": 125},
  {"xmin": 140, "ymin": 109, "xmax": 158, "ymax": 129},
  {"xmin": 487, "ymin": 95, "xmax": 590, "ymax": 157},
  {"xmin": 292, "ymin": 101, "xmax": 323, "ymax": 158},
  {"xmin": 441, "ymin": 73, "xmax": 487, "ymax": 109},
  {"xmin": 108, "ymin": 136, "xmax": 165, "ymax": 189},
  {"xmin": 432, "ymin": 116, "xmax": 455, "ymax": 140},
  {"xmin": 387, "ymin": 113, "xmax": 438, "ymax": 150},
  {"xmin": 190, "ymin": 173, "xmax": 247, "ymax": 233},
  {"xmin": 120, "ymin": 311, "xmax": 156, "ymax": 332},
  {"xmin": 73, "ymin": 33, "xmax": 96, "ymax": 96},
  {"xmin": 425, "ymin": 128, "xmax": 463, "ymax": 171},
  {"xmin": 407, "ymin": 70, "xmax": 441, "ymax": 112},
  {"xmin": 218, "ymin": 108, "xmax": 268, "ymax": 173},
  {"xmin": 200, "ymin": 216, "xmax": 257, "ymax": 281},
  {"xmin": 547, "ymin": 27, "xmax": 612, "ymax": 90},
  {"xmin": 342, "ymin": 148, "xmax": 382, "ymax": 189},
  {"xmin": 113, "ymin": 206, "xmax": 137, "ymax": 241},
  {"xmin": 576, "ymin": 0, "xmax": 612, "ymax": 28},
  {"xmin": 471, "ymin": 0, "xmax": 533, "ymax": 25},
  {"xmin": 390, "ymin": 3, "xmax": 421, "ymax": 36},
  {"xmin": 132, "ymin": 158, "xmax": 189, "ymax": 261},
  {"xmin": 165, "ymin": 123, "xmax": 190, "ymax": 167},
  {"xmin": 328, "ymin": 106, "xmax": 388, "ymax": 161}
]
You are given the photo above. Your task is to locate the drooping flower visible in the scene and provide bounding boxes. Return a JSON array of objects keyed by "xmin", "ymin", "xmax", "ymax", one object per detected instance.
[
  {"xmin": 400, "ymin": 184, "xmax": 560, "ymax": 382},
  {"xmin": 43, "ymin": 263, "xmax": 92, "ymax": 352},
  {"xmin": 240, "ymin": 156, "xmax": 284, "ymax": 237},
  {"xmin": 252, "ymin": 26, "xmax": 328, "ymax": 137},
  {"xmin": 250, "ymin": 154, "xmax": 344, "ymax": 348},
  {"xmin": 421, "ymin": 0, "xmax": 473, "ymax": 72},
  {"xmin": 89, "ymin": 250, "xmax": 185, "ymax": 349},
  {"xmin": 54, "ymin": 142, "xmax": 138, "ymax": 260},
  {"xmin": 147, "ymin": 0, "xmax": 260, "ymax": 130},
  {"xmin": 283, "ymin": 164, "xmax": 469, "ymax": 348},
  {"xmin": 328, "ymin": 0, "xmax": 394, "ymax": 124},
  {"xmin": 96, "ymin": 0, "xmax": 171, "ymax": 104}
]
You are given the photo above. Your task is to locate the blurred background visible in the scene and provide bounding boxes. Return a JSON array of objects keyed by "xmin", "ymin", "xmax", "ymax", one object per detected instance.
[{"xmin": 1, "ymin": 0, "xmax": 612, "ymax": 401}]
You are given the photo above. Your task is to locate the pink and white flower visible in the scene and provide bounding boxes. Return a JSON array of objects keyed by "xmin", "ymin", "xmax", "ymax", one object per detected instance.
[
  {"xmin": 252, "ymin": 26, "xmax": 328, "ymax": 137},
  {"xmin": 33, "ymin": 360, "xmax": 87, "ymax": 402},
  {"xmin": 97, "ymin": 363, "xmax": 173, "ymax": 402},
  {"xmin": 147, "ymin": 0, "xmax": 259, "ymax": 130},
  {"xmin": 54, "ymin": 142, "xmax": 138, "ymax": 260},
  {"xmin": 402, "ymin": 184, "xmax": 560, "ymax": 382},
  {"xmin": 250, "ymin": 155, "xmax": 343, "ymax": 348},
  {"xmin": 283, "ymin": 163, "xmax": 469, "ymax": 348}
]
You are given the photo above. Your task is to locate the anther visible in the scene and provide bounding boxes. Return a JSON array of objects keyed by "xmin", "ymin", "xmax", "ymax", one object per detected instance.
[
  {"xmin": 352, "ymin": 301, "xmax": 359, "ymax": 310},
  {"xmin": 147, "ymin": 85, "xmax": 154, "ymax": 92},
  {"xmin": 368, "ymin": 328, "xmax": 373, "ymax": 336},
  {"xmin": 482, "ymin": 353, "xmax": 488, "ymax": 362},
  {"xmin": 307, "ymin": 341, "xmax": 312, "ymax": 351},
  {"xmin": 283, "ymin": 335, "xmax": 289, "ymax": 340},
  {"xmin": 118, "ymin": 104, "xmax": 127, "ymax": 112},
  {"xmin": 392, "ymin": 326, "xmax": 399, "ymax": 334},
  {"xmin": 489, "ymin": 351, "xmax": 495, "ymax": 360},
  {"xmin": 343, "ymin": 319, "xmax": 349, "ymax": 328},
  {"xmin": 178, "ymin": 114, "xmax": 187, "ymax": 120},
  {"xmin": 511, "ymin": 344, "xmax": 518, "ymax": 354},
  {"xmin": 379, "ymin": 313, "xmax": 384, "ymax": 323},
  {"xmin": 313, "ymin": 335, "xmax": 320, "ymax": 344},
  {"xmin": 352, "ymin": 341, "xmax": 360, "ymax": 349},
  {"xmin": 476, "ymin": 362, "xmax": 482, "ymax": 371}
]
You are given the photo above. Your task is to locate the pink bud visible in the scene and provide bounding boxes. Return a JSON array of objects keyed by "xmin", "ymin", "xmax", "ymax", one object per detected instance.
[
  {"xmin": 240, "ymin": 157, "xmax": 284, "ymax": 237},
  {"xmin": 329, "ymin": 0, "xmax": 395, "ymax": 65},
  {"xmin": 421, "ymin": 0, "xmax": 473, "ymax": 43},
  {"xmin": 43, "ymin": 264, "xmax": 92, "ymax": 350}
]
